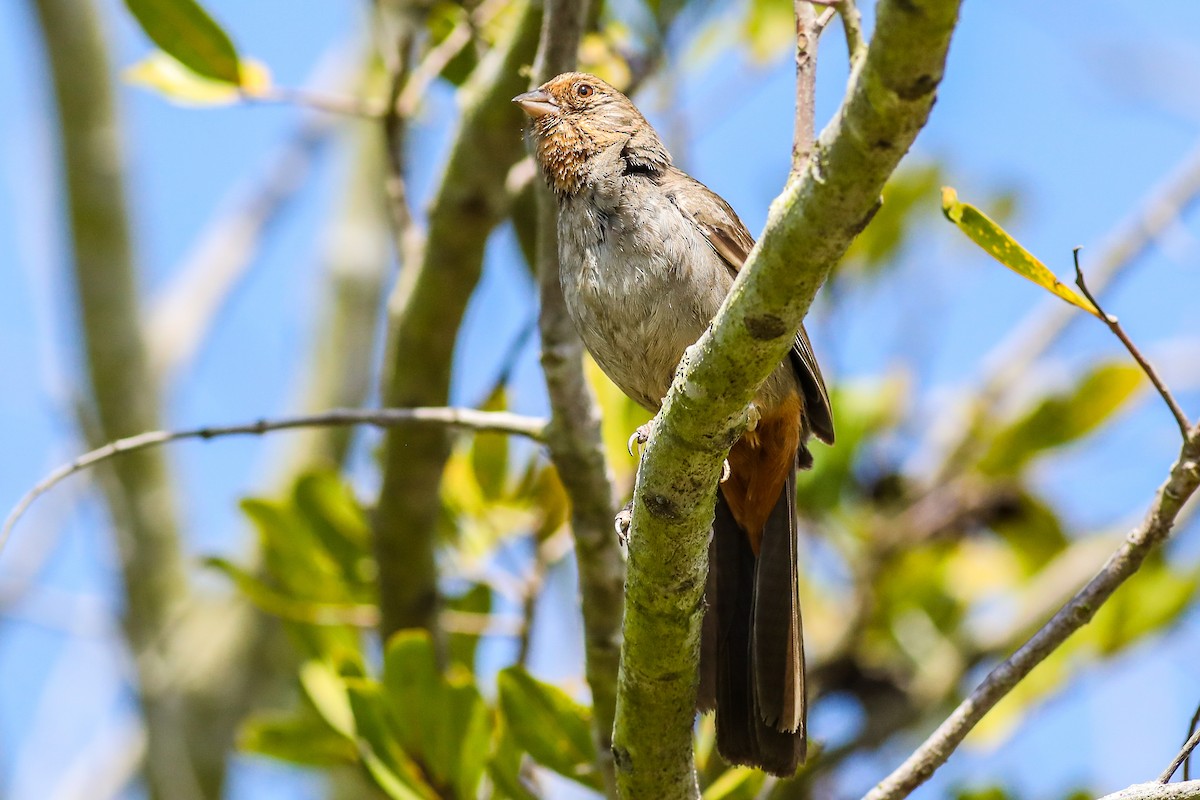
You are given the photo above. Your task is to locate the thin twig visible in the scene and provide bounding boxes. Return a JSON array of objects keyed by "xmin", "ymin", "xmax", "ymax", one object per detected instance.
[
  {"xmin": 516, "ymin": 535, "xmax": 549, "ymax": 668},
  {"xmin": 247, "ymin": 86, "xmax": 385, "ymax": 118},
  {"xmin": 1187, "ymin": 704, "xmax": 1200, "ymax": 782},
  {"xmin": 1, "ymin": 407, "xmax": 547, "ymax": 555},
  {"xmin": 930, "ymin": 140, "xmax": 1200, "ymax": 485},
  {"xmin": 836, "ymin": 0, "xmax": 867, "ymax": 68},
  {"xmin": 1074, "ymin": 248, "xmax": 1192, "ymax": 438},
  {"xmin": 863, "ymin": 423, "xmax": 1200, "ymax": 800},
  {"xmin": 1161, "ymin": 720, "xmax": 1200, "ymax": 784}
]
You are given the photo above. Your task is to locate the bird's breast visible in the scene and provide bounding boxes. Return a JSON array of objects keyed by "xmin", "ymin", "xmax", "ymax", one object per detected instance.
[{"xmin": 557, "ymin": 181, "xmax": 729, "ymax": 411}]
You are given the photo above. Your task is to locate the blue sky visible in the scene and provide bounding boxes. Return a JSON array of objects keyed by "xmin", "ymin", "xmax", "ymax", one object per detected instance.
[{"xmin": 1, "ymin": 0, "xmax": 1199, "ymax": 797}]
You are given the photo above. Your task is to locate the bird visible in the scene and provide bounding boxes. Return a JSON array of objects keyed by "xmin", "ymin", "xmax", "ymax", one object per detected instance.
[{"xmin": 514, "ymin": 72, "xmax": 834, "ymax": 776}]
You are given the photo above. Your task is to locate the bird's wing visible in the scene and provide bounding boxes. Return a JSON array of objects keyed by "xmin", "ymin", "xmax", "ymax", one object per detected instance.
[{"xmin": 662, "ymin": 169, "xmax": 834, "ymax": 445}]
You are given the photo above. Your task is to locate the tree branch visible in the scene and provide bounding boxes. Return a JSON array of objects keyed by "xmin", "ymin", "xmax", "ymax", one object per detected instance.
[
  {"xmin": 29, "ymin": 0, "xmax": 202, "ymax": 795},
  {"xmin": 863, "ymin": 422, "xmax": 1200, "ymax": 800},
  {"xmin": 1096, "ymin": 782, "xmax": 1200, "ymax": 800},
  {"xmin": 610, "ymin": 0, "xmax": 964, "ymax": 796},
  {"xmin": 2, "ymin": 407, "xmax": 547, "ymax": 554},
  {"xmin": 372, "ymin": 0, "xmax": 542, "ymax": 640},
  {"xmin": 527, "ymin": 1, "xmax": 625, "ymax": 796}
]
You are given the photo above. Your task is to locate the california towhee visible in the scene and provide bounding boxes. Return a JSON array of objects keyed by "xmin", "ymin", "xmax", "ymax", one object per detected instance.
[{"xmin": 515, "ymin": 72, "xmax": 834, "ymax": 776}]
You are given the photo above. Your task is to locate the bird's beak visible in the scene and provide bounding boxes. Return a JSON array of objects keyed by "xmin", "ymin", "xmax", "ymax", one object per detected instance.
[{"xmin": 512, "ymin": 89, "xmax": 558, "ymax": 119}]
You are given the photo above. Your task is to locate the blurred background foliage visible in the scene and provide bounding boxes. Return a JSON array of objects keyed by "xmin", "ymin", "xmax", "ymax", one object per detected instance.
[{"xmin": 2, "ymin": 0, "xmax": 1198, "ymax": 798}]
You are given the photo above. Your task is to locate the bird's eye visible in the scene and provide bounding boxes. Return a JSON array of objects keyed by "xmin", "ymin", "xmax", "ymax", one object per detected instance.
[{"xmin": 576, "ymin": 84, "xmax": 594, "ymax": 97}]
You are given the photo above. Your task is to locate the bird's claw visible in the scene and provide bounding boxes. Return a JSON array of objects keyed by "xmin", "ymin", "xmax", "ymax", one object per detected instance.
[
  {"xmin": 627, "ymin": 421, "xmax": 655, "ymax": 456},
  {"xmin": 720, "ymin": 459, "xmax": 731, "ymax": 483},
  {"xmin": 614, "ymin": 500, "xmax": 634, "ymax": 546},
  {"xmin": 745, "ymin": 403, "xmax": 761, "ymax": 432}
]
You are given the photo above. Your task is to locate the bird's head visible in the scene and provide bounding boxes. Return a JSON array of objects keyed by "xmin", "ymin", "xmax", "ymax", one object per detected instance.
[{"xmin": 513, "ymin": 72, "xmax": 669, "ymax": 196}]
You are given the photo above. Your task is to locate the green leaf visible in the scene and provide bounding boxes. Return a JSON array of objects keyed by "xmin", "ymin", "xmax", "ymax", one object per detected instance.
[
  {"xmin": 843, "ymin": 165, "xmax": 942, "ymax": 278},
  {"xmin": 124, "ymin": 0, "xmax": 241, "ymax": 84},
  {"xmin": 292, "ymin": 471, "xmax": 375, "ymax": 593},
  {"xmin": 472, "ymin": 386, "xmax": 510, "ymax": 501},
  {"xmin": 299, "ymin": 661, "xmax": 356, "ymax": 739},
  {"xmin": 346, "ymin": 681, "xmax": 438, "ymax": 800},
  {"xmin": 1088, "ymin": 554, "xmax": 1199, "ymax": 654},
  {"xmin": 238, "ymin": 710, "xmax": 357, "ymax": 767},
  {"xmin": 702, "ymin": 766, "xmax": 766, "ymax": 800},
  {"xmin": 795, "ymin": 377, "xmax": 906, "ymax": 514},
  {"xmin": 741, "ymin": 0, "xmax": 792, "ymax": 62},
  {"xmin": 497, "ymin": 667, "xmax": 601, "ymax": 790},
  {"xmin": 203, "ymin": 557, "xmax": 378, "ymax": 627},
  {"xmin": 941, "ymin": 187, "xmax": 1099, "ymax": 316},
  {"xmin": 124, "ymin": 51, "xmax": 269, "ymax": 105},
  {"xmin": 382, "ymin": 631, "xmax": 492, "ymax": 798},
  {"xmin": 446, "ymin": 582, "xmax": 491, "ymax": 671},
  {"xmin": 487, "ymin": 718, "xmax": 538, "ymax": 800},
  {"xmin": 980, "ymin": 363, "xmax": 1143, "ymax": 475}
]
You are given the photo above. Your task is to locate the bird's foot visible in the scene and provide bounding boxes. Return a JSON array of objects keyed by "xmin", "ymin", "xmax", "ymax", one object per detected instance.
[
  {"xmin": 614, "ymin": 500, "xmax": 634, "ymax": 546},
  {"xmin": 627, "ymin": 420, "xmax": 656, "ymax": 456},
  {"xmin": 720, "ymin": 459, "xmax": 732, "ymax": 483},
  {"xmin": 745, "ymin": 402, "xmax": 761, "ymax": 432}
]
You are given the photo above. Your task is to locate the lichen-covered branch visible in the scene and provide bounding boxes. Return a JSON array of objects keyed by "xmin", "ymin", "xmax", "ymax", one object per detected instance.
[
  {"xmin": 527, "ymin": 1, "xmax": 625, "ymax": 797},
  {"xmin": 610, "ymin": 0, "xmax": 964, "ymax": 796},
  {"xmin": 863, "ymin": 423, "xmax": 1200, "ymax": 800},
  {"xmin": 372, "ymin": 0, "xmax": 543, "ymax": 638},
  {"xmin": 1096, "ymin": 783, "xmax": 1200, "ymax": 800}
]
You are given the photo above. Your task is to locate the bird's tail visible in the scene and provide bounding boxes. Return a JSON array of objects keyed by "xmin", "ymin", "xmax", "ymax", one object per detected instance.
[{"xmin": 698, "ymin": 470, "xmax": 805, "ymax": 776}]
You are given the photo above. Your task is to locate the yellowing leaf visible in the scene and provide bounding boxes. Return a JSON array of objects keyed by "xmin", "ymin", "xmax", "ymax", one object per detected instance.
[
  {"xmin": 125, "ymin": 50, "xmax": 271, "ymax": 105},
  {"xmin": 941, "ymin": 187, "xmax": 1099, "ymax": 316}
]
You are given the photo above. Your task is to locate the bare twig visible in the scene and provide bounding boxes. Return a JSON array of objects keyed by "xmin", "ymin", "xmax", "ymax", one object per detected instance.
[
  {"xmin": 1, "ymin": 407, "xmax": 547, "ymax": 555},
  {"xmin": 1187, "ymin": 704, "xmax": 1200, "ymax": 782},
  {"xmin": 1074, "ymin": 248, "xmax": 1191, "ymax": 437},
  {"xmin": 516, "ymin": 535, "xmax": 550, "ymax": 668},
  {"xmin": 247, "ymin": 86, "xmax": 384, "ymax": 118},
  {"xmin": 836, "ymin": 0, "xmax": 867, "ymax": 68},
  {"xmin": 793, "ymin": 0, "xmax": 820, "ymax": 175},
  {"xmin": 1161, "ymin": 722, "xmax": 1200, "ymax": 784},
  {"xmin": 934, "ymin": 142, "xmax": 1200, "ymax": 481},
  {"xmin": 863, "ymin": 423, "xmax": 1200, "ymax": 800},
  {"xmin": 528, "ymin": 0, "xmax": 624, "ymax": 796}
]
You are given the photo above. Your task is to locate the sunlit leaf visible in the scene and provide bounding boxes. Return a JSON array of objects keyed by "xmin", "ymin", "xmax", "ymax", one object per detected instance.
[
  {"xmin": 487, "ymin": 717, "xmax": 538, "ymax": 800},
  {"xmin": 497, "ymin": 667, "xmax": 601, "ymax": 790},
  {"xmin": 843, "ymin": 165, "xmax": 943, "ymax": 278},
  {"xmin": 741, "ymin": 0, "xmax": 792, "ymax": 62},
  {"xmin": 292, "ymin": 471, "xmax": 375, "ymax": 594},
  {"xmin": 446, "ymin": 582, "xmax": 491, "ymax": 671},
  {"xmin": 980, "ymin": 363, "xmax": 1143, "ymax": 475},
  {"xmin": 238, "ymin": 710, "xmax": 357, "ymax": 767},
  {"xmin": 796, "ymin": 376, "xmax": 907, "ymax": 514},
  {"xmin": 701, "ymin": 766, "xmax": 766, "ymax": 799},
  {"xmin": 382, "ymin": 631, "xmax": 492, "ymax": 798},
  {"xmin": 204, "ymin": 557, "xmax": 378, "ymax": 627},
  {"xmin": 347, "ymin": 681, "xmax": 438, "ymax": 800},
  {"xmin": 124, "ymin": 0, "xmax": 242, "ymax": 83},
  {"xmin": 472, "ymin": 386, "xmax": 511, "ymax": 501},
  {"xmin": 942, "ymin": 187, "xmax": 1099, "ymax": 316},
  {"xmin": 125, "ymin": 51, "xmax": 270, "ymax": 105},
  {"xmin": 299, "ymin": 661, "xmax": 356, "ymax": 739}
]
